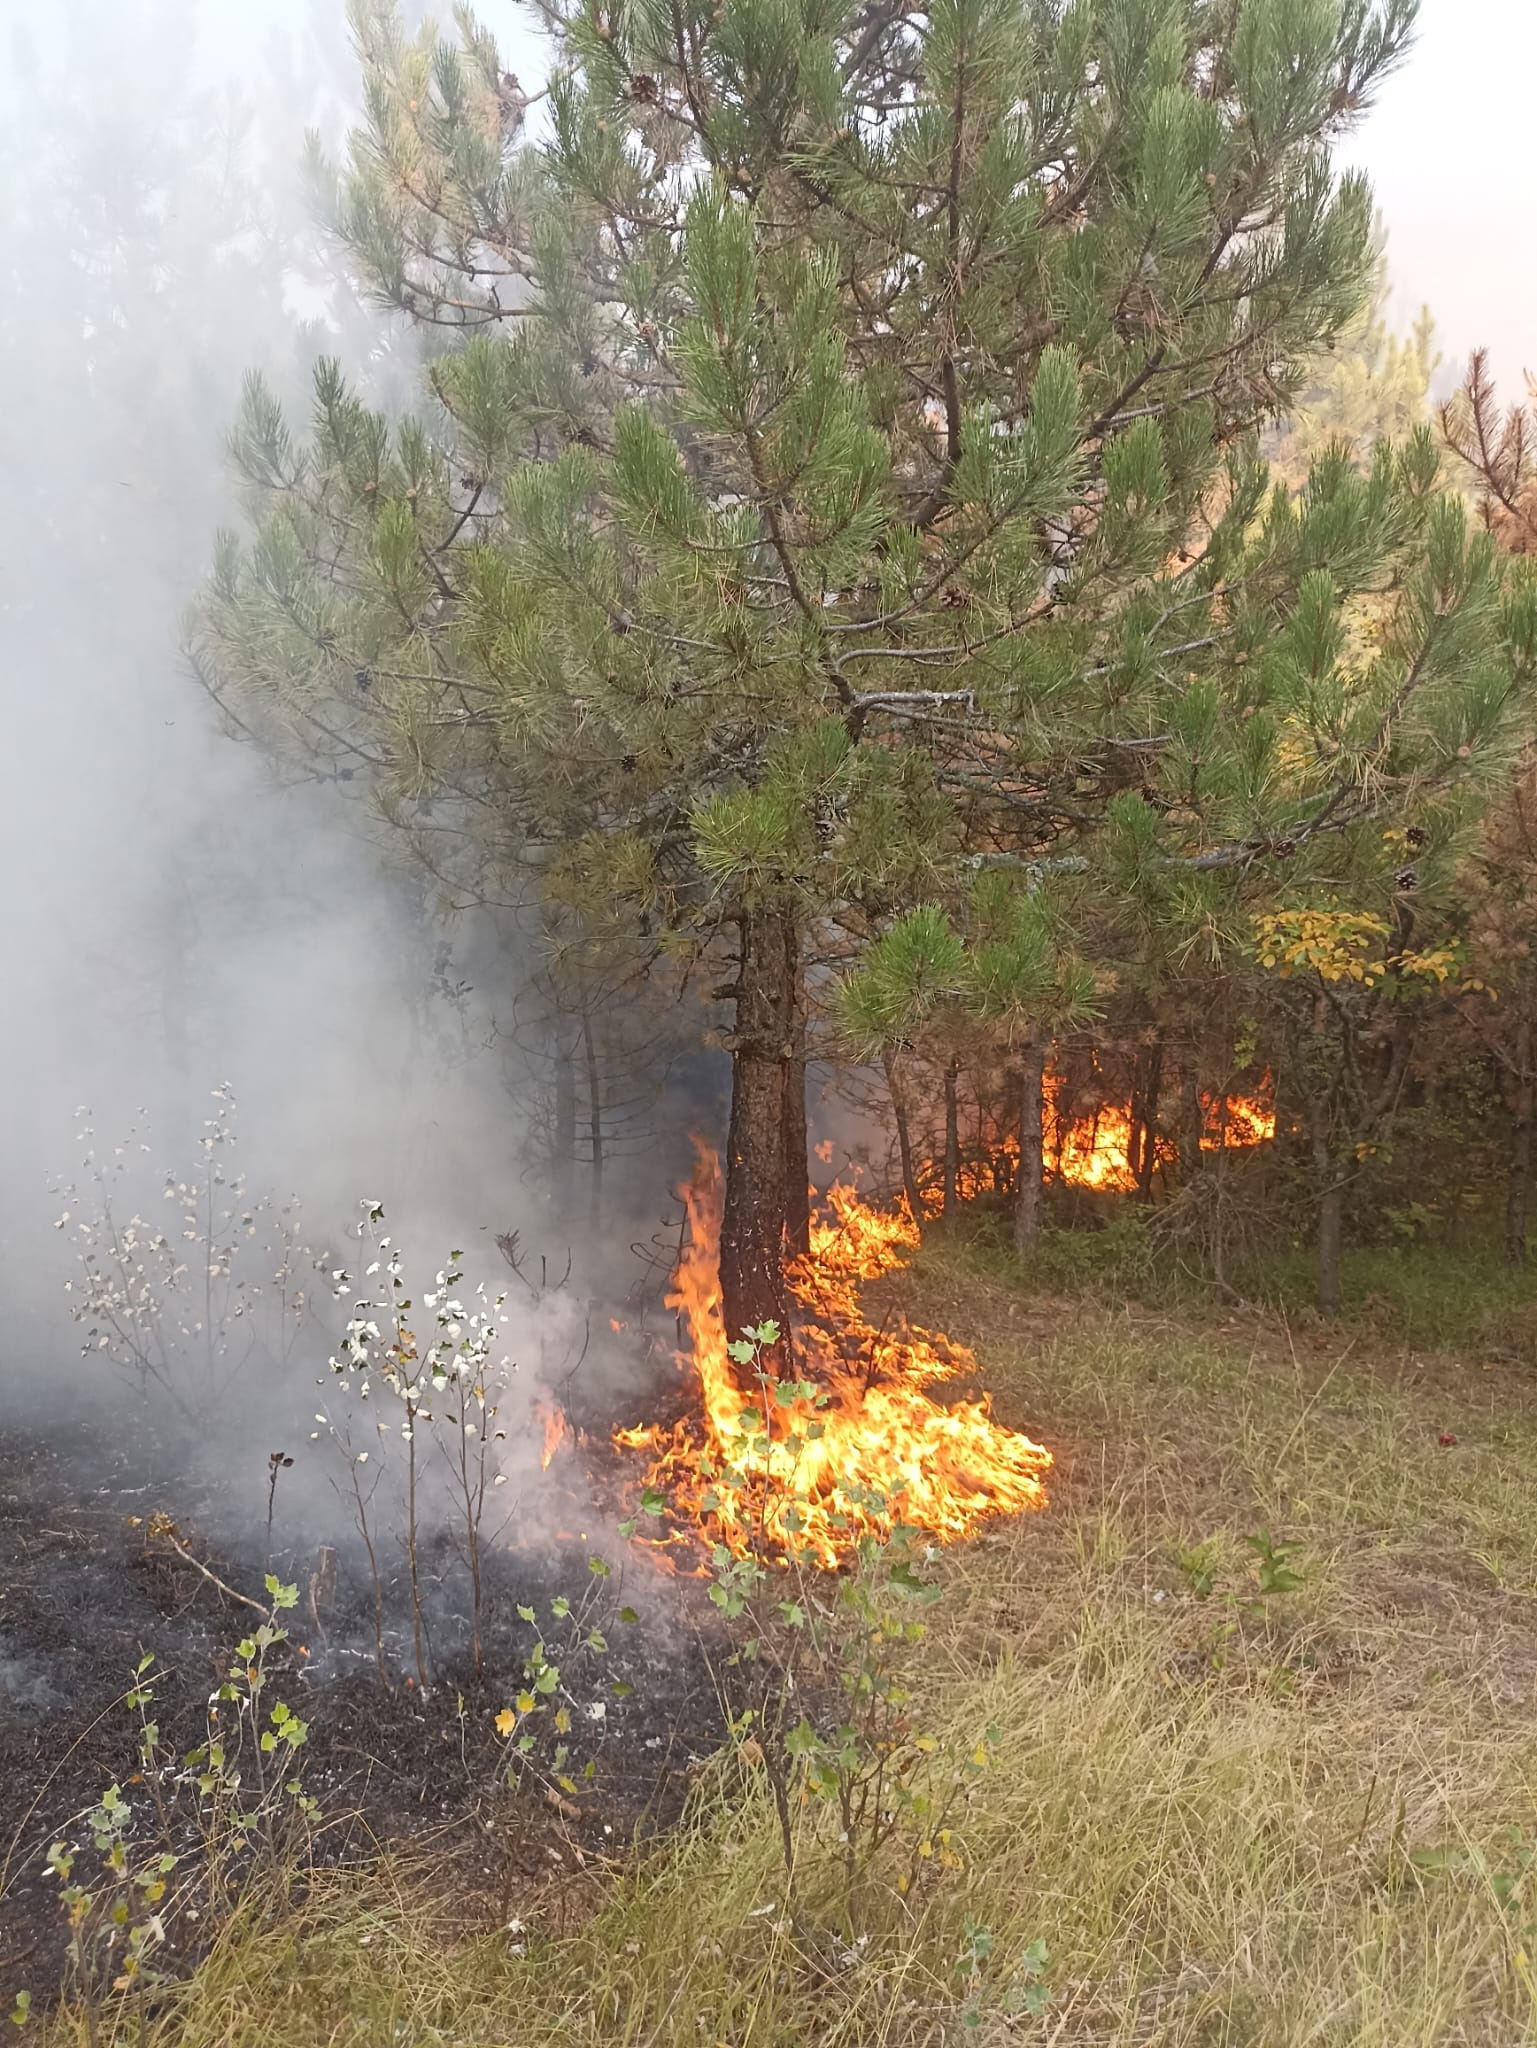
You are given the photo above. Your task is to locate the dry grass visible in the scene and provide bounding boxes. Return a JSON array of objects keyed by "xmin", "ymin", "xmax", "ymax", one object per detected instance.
[{"xmin": 45, "ymin": 1261, "xmax": 1537, "ymax": 2047}]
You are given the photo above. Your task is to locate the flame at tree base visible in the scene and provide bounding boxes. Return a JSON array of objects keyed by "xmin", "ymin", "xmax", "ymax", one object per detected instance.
[{"xmin": 615, "ymin": 1145, "xmax": 1051, "ymax": 1568}]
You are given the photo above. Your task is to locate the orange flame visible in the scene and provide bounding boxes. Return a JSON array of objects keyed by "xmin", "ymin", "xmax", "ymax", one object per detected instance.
[
  {"xmin": 926, "ymin": 1073, "xmax": 1276, "ymax": 1204},
  {"xmin": 537, "ymin": 1402, "xmax": 568, "ymax": 1471},
  {"xmin": 1200, "ymin": 1089, "xmax": 1276, "ymax": 1152},
  {"xmin": 1046, "ymin": 1077, "xmax": 1275, "ymax": 1193},
  {"xmin": 1045, "ymin": 1094, "xmax": 1141, "ymax": 1193},
  {"xmin": 616, "ymin": 1145, "xmax": 1051, "ymax": 1567}
]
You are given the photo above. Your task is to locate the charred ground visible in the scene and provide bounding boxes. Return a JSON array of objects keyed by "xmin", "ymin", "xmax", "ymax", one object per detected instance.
[{"xmin": 0, "ymin": 1409, "xmax": 728, "ymax": 2007}]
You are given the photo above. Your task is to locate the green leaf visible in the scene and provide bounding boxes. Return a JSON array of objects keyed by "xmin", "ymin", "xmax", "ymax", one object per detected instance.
[{"xmin": 888, "ymin": 1559, "xmax": 939, "ymax": 1600}]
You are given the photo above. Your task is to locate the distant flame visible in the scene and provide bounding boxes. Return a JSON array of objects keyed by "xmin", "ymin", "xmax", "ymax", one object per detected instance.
[
  {"xmin": 1045, "ymin": 1077, "xmax": 1273, "ymax": 1193},
  {"xmin": 537, "ymin": 1402, "xmax": 568, "ymax": 1471},
  {"xmin": 616, "ymin": 1145, "xmax": 1051, "ymax": 1567},
  {"xmin": 928, "ymin": 1072, "xmax": 1276, "ymax": 1203},
  {"xmin": 1045, "ymin": 1094, "xmax": 1141, "ymax": 1193},
  {"xmin": 1200, "ymin": 1089, "xmax": 1275, "ymax": 1152}
]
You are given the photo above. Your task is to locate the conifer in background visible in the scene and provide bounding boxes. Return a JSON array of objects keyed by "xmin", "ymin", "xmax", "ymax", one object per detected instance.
[
  {"xmin": 1266, "ymin": 228, "xmax": 1438, "ymax": 483},
  {"xmin": 1440, "ymin": 356, "xmax": 1537, "ymax": 1261},
  {"xmin": 194, "ymin": 0, "xmax": 1537, "ymax": 1336}
]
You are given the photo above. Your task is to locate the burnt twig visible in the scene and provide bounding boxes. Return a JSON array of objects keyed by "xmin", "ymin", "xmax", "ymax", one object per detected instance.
[{"xmin": 144, "ymin": 1514, "xmax": 267, "ymax": 1617}]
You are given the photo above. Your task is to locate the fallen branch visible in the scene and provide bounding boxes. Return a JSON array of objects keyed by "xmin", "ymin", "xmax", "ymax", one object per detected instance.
[{"xmin": 144, "ymin": 1513, "xmax": 267, "ymax": 1617}]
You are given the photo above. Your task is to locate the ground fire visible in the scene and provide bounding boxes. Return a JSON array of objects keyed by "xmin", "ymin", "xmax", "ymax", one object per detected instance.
[
  {"xmin": 617, "ymin": 1144, "xmax": 1053, "ymax": 1568},
  {"xmin": 935, "ymin": 1072, "xmax": 1278, "ymax": 1201},
  {"xmin": 1042, "ymin": 1074, "xmax": 1277, "ymax": 1194},
  {"xmin": 615, "ymin": 1082, "xmax": 1275, "ymax": 1566}
]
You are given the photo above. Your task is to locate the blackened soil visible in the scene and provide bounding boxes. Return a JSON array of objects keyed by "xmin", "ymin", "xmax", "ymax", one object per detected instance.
[{"xmin": 0, "ymin": 1415, "xmax": 730, "ymax": 2008}]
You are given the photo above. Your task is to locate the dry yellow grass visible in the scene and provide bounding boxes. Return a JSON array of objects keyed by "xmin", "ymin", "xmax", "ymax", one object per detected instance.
[{"xmin": 45, "ymin": 1265, "xmax": 1537, "ymax": 2047}]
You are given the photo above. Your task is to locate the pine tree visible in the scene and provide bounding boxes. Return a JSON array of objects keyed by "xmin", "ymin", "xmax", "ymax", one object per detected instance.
[
  {"xmin": 1439, "ymin": 356, "xmax": 1537, "ymax": 1260},
  {"xmin": 1441, "ymin": 350, "xmax": 1537, "ymax": 556},
  {"xmin": 192, "ymin": 0, "xmax": 1536, "ymax": 1342}
]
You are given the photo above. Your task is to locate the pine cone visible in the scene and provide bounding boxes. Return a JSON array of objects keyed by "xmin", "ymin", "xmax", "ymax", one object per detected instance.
[
  {"xmin": 499, "ymin": 72, "xmax": 529, "ymax": 130},
  {"xmin": 629, "ymin": 73, "xmax": 660, "ymax": 103}
]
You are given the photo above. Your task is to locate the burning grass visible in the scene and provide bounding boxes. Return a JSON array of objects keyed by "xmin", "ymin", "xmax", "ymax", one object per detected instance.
[
  {"xmin": 615, "ymin": 1145, "xmax": 1052, "ymax": 1566},
  {"xmin": 611, "ymin": 1072, "xmax": 1274, "ymax": 1569},
  {"xmin": 37, "ymin": 1257, "xmax": 1537, "ymax": 2047}
]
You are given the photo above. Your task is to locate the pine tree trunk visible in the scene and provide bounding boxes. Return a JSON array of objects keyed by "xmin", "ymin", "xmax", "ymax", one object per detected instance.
[
  {"xmin": 1013, "ymin": 1039, "xmax": 1046, "ymax": 1255},
  {"xmin": 582, "ymin": 1011, "xmax": 603, "ymax": 1231},
  {"xmin": 783, "ymin": 956, "xmax": 811, "ymax": 1260},
  {"xmin": 1211, "ymin": 1090, "xmax": 1230, "ymax": 1288},
  {"xmin": 1312, "ymin": 1119, "xmax": 1344, "ymax": 1317},
  {"xmin": 720, "ymin": 908, "xmax": 794, "ymax": 1345},
  {"xmin": 1134, "ymin": 1039, "xmax": 1163, "ymax": 1201},
  {"xmin": 1508, "ymin": 1006, "xmax": 1534, "ymax": 1265},
  {"xmin": 943, "ymin": 1057, "xmax": 960, "ymax": 1216},
  {"xmin": 553, "ymin": 1038, "xmax": 577, "ymax": 1221},
  {"xmin": 882, "ymin": 1046, "xmax": 925, "ymax": 1230},
  {"xmin": 1178, "ymin": 1072, "xmax": 1204, "ymax": 1185}
]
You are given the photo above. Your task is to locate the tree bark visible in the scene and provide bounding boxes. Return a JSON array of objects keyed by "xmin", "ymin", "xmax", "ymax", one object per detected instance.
[
  {"xmin": 1509, "ymin": 1006, "xmax": 1534, "ymax": 1265},
  {"xmin": 783, "ymin": 958, "xmax": 811, "ymax": 1260},
  {"xmin": 582, "ymin": 1010, "xmax": 603, "ymax": 1231},
  {"xmin": 1013, "ymin": 1039, "xmax": 1046, "ymax": 1255},
  {"xmin": 1312, "ymin": 1118, "xmax": 1343, "ymax": 1317},
  {"xmin": 552, "ymin": 1037, "xmax": 577, "ymax": 1222},
  {"xmin": 882, "ymin": 1046, "xmax": 925, "ymax": 1229},
  {"xmin": 1177, "ymin": 1071, "xmax": 1204, "ymax": 1186},
  {"xmin": 1133, "ymin": 1038, "xmax": 1163, "ymax": 1201},
  {"xmin": 943, "ymin": 1056, "xmax": 960, "ymax": 1216},
  {"xmin": 720, "ymin": 908, "xmax": 795, "ymax": 1345}
]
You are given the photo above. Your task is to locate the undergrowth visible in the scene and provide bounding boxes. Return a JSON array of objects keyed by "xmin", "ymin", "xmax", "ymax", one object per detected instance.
[
  {"xmin": 928, "ymin": 1201, "xmax": 1537, "ymax": 1352},
  {"xmin": 35, "ymin": 1251, "xmax": 1537, "ymax": 2047}
]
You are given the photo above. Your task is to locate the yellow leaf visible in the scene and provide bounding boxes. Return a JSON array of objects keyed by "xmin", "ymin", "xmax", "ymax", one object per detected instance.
[
  {"xmin": 516, "ymin": 1691, "xmax": 537, "ymax": 1714},
  {"xmin": 495, "ymin": 1709, "xmax": 516, "ymax": 1737}
]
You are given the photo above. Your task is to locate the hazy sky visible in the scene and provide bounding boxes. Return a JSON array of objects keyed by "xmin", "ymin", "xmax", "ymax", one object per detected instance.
[
  {"xmin": 1341, "ymin": 0, "xmax": 1537, "ymax": 401},
  {"xmin": 483, "ymin": 0, "xmax": 1537, "ymax": 398},
  {"xmin": 216, "ymin": 0, "xmax": 1533, "ymax": 396}
]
